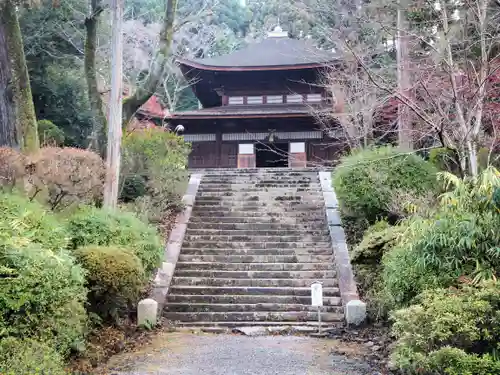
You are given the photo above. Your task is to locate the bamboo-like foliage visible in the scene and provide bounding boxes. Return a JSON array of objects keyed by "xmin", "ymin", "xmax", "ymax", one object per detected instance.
[{"xmin": 439, "ymin": 166, "xmax": 500, "ymax": 212}]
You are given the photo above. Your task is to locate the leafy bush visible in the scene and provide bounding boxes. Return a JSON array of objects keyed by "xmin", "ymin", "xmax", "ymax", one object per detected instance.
[
  {"xmin": 439, "ymin": 167, "xmax": 500, "ymax": 213},
  {"xmin": 38, "ymin": 119, "xmax": 65, "ymax": 146},
  {"xmin": 0, "ymin": 244, "xmax": 87, "ymax": 355},
  {"xmin": 429, "ymin": 147, "xmax": 461, "ymax": 175},
  {"xmin": 381, "ymin": 167, "xmax": 500, "ymax": 309},
  {"xmin": 0, "ymin": 192, "xmax": 68, "ymax": 250},
  {"xmin": 390, "ymin": 282, "xmax": 500, "ymax": 374},
  {"xmin": 0, "ymin": 147, "xmax": 26, "ymax": 189},
  {"xmin": 352, "ymin": 222, "xmax": 405, "ymax": 290},
  {"xmin": 382, "ymin": 210, "xmax": 500, "ymax": 308},
  {"xmin": 340, "ymin": 215, "xmax": 370, "ymax": 247},
  {"xmin": 332, "ymin": 146, "xmax": 438, "ymax": 223},
  {"xmin": 0, "ymin": 337, "xmax": 67, "ymax": 375},
  {"xmin": 74, "ymin": 246, "xmax": 146, "ymax": 323},
  {"xmin": 352, "ymin": 220, "xmax": 406, "ymax": 265},
  {"xmin": 66, "ymin": 207, "xmax": 163, "ymax": 274},
  {"xmin": 28, "ymin": 147, "xmax": 105, "ymax": 210},
  {"xmin": 351, "ymin": 221, "xmax": 408, "ymax": 319},
  {"xmin": 120, "ymin": 174, "xmax": 147, "ymax": 202},
  {"xmin": 121, "ymin": 128, "xmax": 190, "ymax": 212}
]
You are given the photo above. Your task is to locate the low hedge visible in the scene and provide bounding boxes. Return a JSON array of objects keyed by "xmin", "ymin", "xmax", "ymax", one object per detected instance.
[
  {"xmin": 0, "ymin": 337, "xmax": 67, "ymax": 375},
  {"xmin": 381, "ymin": 209, "xmax": 500, "ymax": 309},
  {"xmin": 0, "ymin": 192, "xmax": 68, "ymax": 251},
  {"xmin": 332, "ymin": 146, "xmax": 437, "ymax": 223},
  {"xmin": 74, "ymin": 246, "xmax": 146, "ymax": 323},
  {"xmin": 391, "ymin": 282, "xmax": 500, "ymax": 374},
  {"xmin": 66, "ymin": 206, "xmax": 163, "ymax": 275},
  {"xmin": 0, "ymin": 244, "xmax": 87, "ymax": 355}
]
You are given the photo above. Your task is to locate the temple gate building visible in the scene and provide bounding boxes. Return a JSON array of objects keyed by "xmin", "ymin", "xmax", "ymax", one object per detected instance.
[{"xmin": 167, "ymin": 27, "xmax": 343, "ymax": 169}]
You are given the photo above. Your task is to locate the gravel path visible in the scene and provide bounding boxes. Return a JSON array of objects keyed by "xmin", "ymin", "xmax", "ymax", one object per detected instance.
[{"xmin": 101, "ymin": 332, "xmax": 376, "ymax": 375}]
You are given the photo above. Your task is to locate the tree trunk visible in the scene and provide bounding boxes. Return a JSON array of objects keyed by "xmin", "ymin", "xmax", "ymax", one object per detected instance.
[
  {"xmin": 103, "ymin": 0, "xmax": 124, "ymax": 208},
  {"xmin": 1, "ymin": 0, "xmax": 39, "ymax": 152},
  {"xmin": 396, "ymin": 6, "xmax": 413, "ymax": 150},
  {"xmin": 0, "ymin": 14, "xmax": 18, "ymax": 148},
  {"xmin": 121, "ymin": 0, "xmax": 178, "ymax": 128},
  {"xmin": 85, "ymin": 0, "xmax": 107, "ymax": 156}
]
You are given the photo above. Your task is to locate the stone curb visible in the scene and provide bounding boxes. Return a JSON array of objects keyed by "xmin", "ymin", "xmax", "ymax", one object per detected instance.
[
  {"xmin": 318, "ymin": 171, "xmax": 366, "ymax": 326},
  {"xmin": 150, "ymin": 173, "xmax": 203, "ymax": 312}
]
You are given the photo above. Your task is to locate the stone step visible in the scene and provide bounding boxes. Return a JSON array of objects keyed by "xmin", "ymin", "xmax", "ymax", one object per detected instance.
[
  {"xmin": 187, "ymin": 221, "xmax": 327, "ymax": 229},
  {"xmin": 193, "ymin": 203, "xmax": 325, "ymax": 212},
  {"xmin": 181, "ymin": 241, "xmax": 331, "ymax": 249},
  {"xmin": 164, "ymin": 303, "xmax": 343, "ymax": 313},
  {"xmin": 172, "ymin": 270, "xmax": 336, "ymax": 279},
  {"xmin": 182, "ymin": 235, "xmax": 330, "ymax": 242},
  {"xmin": 201, "ymin": 177, "xmax": 316, "ymax": 182},
  {"xmin": 198, "ymin": 187, "xmax": 322, "ymax": 193},
  {"xmin": 170, "ymin": 277, "xmax": 338, "ymax": 288},
  {"xmin": 196, "ymin": 192, "xmax": 323, "ymax": 198},
  {"xmin": 184, "ymin": 229, "xmax": 329, "ymax": 236},
  {"xmin": 192, "ymin": 209, "xmax": 326, "ymax": 214},
  {"xmin": 197, "ymin": 185, "xmax": 322, "ymax": 192},
  {"xmin": 198, "ymin": 170, "xmax": 320, "ymax": 175},
  {"xmin": 200, "ymin": 173, "xmax": 318, "ymax": 177},
  {"xmin": 166, "ymin": 294, "xmax": 342, "ymax": 306},
  {"xmin": 169, "ymin": 321, "xmax": 342, "ymax": 328},
  {"xmin": 180, "ymin": 248, "xmax": 333, "ymax": 256},
  {"xmin": 190, "ymin": 211, "xmax": 326, "ymax": 218},
  {"xmin": 196, "ymin": 197, "xmax": 322, "ymax": 203},
  {"xmin": 175, "ymin": 262, "xmax": 335, "ymax": 271},
  {"xmin": 163, "ymin": 311, "xmax": 343, "ymax": 323},
  {"xmin": 177, "ymin": 254, "xmax": 335, "ymax": 263},
  {"xmin": 168, "ymin": 285, "xmax": 341, "ymax": 297},
  {"xmin": 200, "ymin": 182, "xmax": 318, "ymax": 187}
]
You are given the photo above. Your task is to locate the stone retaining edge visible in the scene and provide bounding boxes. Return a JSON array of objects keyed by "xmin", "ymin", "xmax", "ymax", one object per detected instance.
[
  {"xmin": 318, "ymin": 171, "xmax": 366, "ymax": 326},
  {"xmin": 150, "ymin": 173, "xmax": 203, "ymax": 312}
]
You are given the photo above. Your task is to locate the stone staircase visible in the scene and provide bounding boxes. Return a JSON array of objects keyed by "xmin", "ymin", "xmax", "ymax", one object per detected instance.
[{"xmin": 163, "ymin": 169, "xmax": 343, "ymax": 328}]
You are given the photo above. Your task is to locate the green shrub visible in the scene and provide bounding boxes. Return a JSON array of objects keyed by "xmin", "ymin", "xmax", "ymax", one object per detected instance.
[
  {"xmin": 332, "ymin": 146, "xmax": 438, "ymax": 223},
  {"xmin": 340, "ymin": 215, "xmax": 370, "ymax": 247},
  {"xmin": 390, "ymin": 282, "xmax": 500, "ymax": 374},
  {"xmin": 429, "ymin": 147, "xmax": 461, "ymax": 175},
  {"xmin": 121, "ymin": 128, "xmax": 190, "ymax": 212},
  {"xmin": 381, "ymin": 168, "xmax": 500, "ymax": 309},
  {"xmin": 0, "ymin": 192, "xmax": 68, "ymax": 250},
  {"xmin": 0, "ymin": 337, "xmax": 67, "ymax": 375},
  {"xmin": 120, "ymin": 174, "xmax": 147, "ymax": 202},
  {"xmin": 381, "ymin": 210, "xmax": 500, "ymax": 308},
  {"xmin": 38, "ymin": 119, "xmax": 65, "ymax": 146},
  {"xmin": 351, "ymin": 221, "xmax": 408, "ymax": 319},
  {"xmin": 66, "ymin": 207, "xmax": 163, "ymax": 274},
  {"xmin": 74, "ymin": 246, "xmax": 146, "ymax": 323},
  {"xmin": 0, "ymin": 244, "xmax": 87, "ymax": 355},
  {"xmin": 351, "ymin": 220, "xmax": 405, "ymax": 265}
]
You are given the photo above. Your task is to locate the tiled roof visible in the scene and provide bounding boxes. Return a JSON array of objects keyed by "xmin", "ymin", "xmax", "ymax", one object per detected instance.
[
  {"xmin": 137, "ymin": 96, "xmax": 170, "ymax": 118},
  {"xmin": 177, "ymin": 37, "xmax": 337, "ymax": 70}
]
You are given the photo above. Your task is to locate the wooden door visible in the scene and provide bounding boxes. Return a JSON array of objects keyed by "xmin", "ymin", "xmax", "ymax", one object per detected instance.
[
  {"xmin": 188, "ymin": 142, "xmax": 218, "ymax": 168},
  {"xmin": 220, "ymin": 143, "xmax": 238, "ymax": 168}
]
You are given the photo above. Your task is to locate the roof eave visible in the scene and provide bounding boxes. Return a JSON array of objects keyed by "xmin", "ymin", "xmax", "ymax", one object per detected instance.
[
  {"xmin": 167, "ymin": 112, "xmax": 315, "ymax": 120},
  {"xmin": 176, "ymin": 57, "xmax": 336, "ymax": 72}
]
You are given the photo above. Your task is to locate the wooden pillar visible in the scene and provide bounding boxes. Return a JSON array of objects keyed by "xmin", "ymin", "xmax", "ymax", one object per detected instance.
[
  {"xmin": 216, "ymin": 130, "xmax": 222, "ymax": 168},
  {"xmin": 289, "ymin": 142, "xmax": 307, "ymax": 168},
  {"xmin": 237, "ymin": 143, "xmax": 255, "ymax": 168}
]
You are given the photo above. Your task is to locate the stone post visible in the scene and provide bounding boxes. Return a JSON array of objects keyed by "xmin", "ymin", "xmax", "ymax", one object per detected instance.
[{"xmin": 138, "ymin": 298, "xmax": 158, "ymax": 326}]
